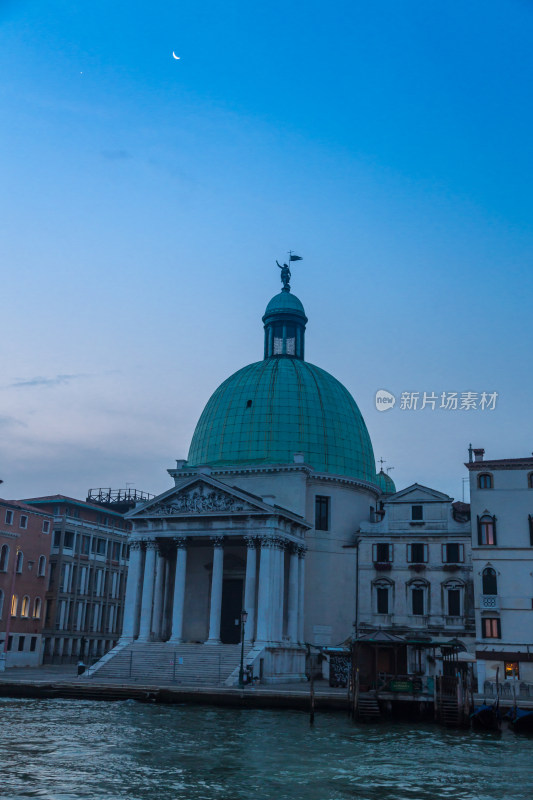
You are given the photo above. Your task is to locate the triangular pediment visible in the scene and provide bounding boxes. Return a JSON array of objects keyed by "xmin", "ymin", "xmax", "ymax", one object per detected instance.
[
  {"xmin": 127, "ymin": 474, "xmax": 286, "ymax": 519},
  {"xmin": 385, "ymin": 483, "xmax": 452, "ymax": 504}
]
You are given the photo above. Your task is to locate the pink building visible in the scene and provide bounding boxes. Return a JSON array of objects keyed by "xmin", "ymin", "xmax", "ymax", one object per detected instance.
[{"xmin": 0, "ymin": 499, "xmax": 53, "ymax": 668}]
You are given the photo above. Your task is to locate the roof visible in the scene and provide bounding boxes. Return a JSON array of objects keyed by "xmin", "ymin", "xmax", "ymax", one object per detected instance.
[
  {"xmin": 23, "ymin": 495, "xmax": 125, "ymax": 517},
  {"xmin": 263, "ymin": 291, "xmax": 307, "ymax": 320},
  {"xmin": 0, "ymin": 498, "xmax": 52, "ymax": 517},
  {"xmin": 187, "ymin": 357, "xmax": 377, "ymax": 482},
  {"xmin": 465, "ymin": 457, "xmax": 533, "ymax": 471}
]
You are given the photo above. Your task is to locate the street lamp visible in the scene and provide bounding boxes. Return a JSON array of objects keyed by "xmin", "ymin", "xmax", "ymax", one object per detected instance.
[{"xmin": 238, "ymin": 610, "xmax": 248, "ymax": 688}]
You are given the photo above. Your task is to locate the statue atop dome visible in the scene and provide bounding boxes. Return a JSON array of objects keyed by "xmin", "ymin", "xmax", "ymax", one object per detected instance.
[
  {"xmin": 276, "ymin": 260, "xmax": 291, "ymax": 291},
  {"xmin": 276, "ymin": 252, "xmax": 302, "ymax": 292}
]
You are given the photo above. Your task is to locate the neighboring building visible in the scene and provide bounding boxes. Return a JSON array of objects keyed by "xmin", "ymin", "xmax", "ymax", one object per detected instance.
[
  {"xmin": 358, "ymin": 484, "xmax": 475, "ymax": 663},
  {"xmin": 0, "ymin": 499, "xmax": 53, "ymax": 667},
  {"xmin": 95, "ymin": 270, "xmax": 385, "ymax": 685},
  {"xmin": 22, "ymin": 495, "xmax": 131, "ymax": 663},
  {"xmin": 466, "ymin": 448, "xmax": 533, "ymax": 686}
]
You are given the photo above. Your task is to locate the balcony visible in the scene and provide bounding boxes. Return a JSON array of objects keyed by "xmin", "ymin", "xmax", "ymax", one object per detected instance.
[
  {"xmin": 373, "ymin": 561, "xmax": 392, "ymax": 571},
  {"xmin": 480, "ymin": 594, "xmax": 500, "ymax": 611},
  {"xmin": 445, "ymin": 616, "xmax": 464, "ymax": 629}
]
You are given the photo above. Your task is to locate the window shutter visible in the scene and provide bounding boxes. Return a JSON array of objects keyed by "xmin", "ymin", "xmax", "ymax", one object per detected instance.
[
  {"xmin": 442, "ymin": 543, "xmax": 446, "ymax": 562},
  {"xmin": 529, "ymin": 515, "xmax": 533, "ymax": 547},
  {"xmin": 497, "ymin": 618, "xmax": 502, "ymax": 639},
  {"xmin": 477, "ymin": 515, "xmax": 481, "ymax": 546},
  {"xmin": 407, "ymin": 544, "xmax": 412, "ymax": 562},
  {"xmin": 492, "ymin": 516, "xmax": 497, "ymax": 545},
  {"xmin": 372, "ymin": 544, "xmax": 377, "ymax": 562},
  {"xmin": 423, "ymin": 544, "xmax": 428, "ymax": 562},
  {"xmin": 390, "ymin": 543, "xmax": 394, "ymax": 562},
  {"xmin": 459, "ymin": 543, "xmax": 464, "ymax": 563}
]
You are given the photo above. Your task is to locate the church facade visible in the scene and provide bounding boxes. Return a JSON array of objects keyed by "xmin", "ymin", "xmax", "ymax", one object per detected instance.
[{"xmin": 95, "ymin": 267, "xmax": 389, "ymax": 684}]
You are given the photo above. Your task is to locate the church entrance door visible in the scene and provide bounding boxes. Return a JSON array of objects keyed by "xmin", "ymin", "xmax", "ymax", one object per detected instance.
[{"xmin": 220, "ymin": 578, "xmax": 243, "ymax": 644}]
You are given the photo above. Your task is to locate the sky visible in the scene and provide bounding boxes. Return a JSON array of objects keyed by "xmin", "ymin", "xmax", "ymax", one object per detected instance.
[{"xmin": 1, "ymin": 0, "xmax": 532, "ymax": 503}]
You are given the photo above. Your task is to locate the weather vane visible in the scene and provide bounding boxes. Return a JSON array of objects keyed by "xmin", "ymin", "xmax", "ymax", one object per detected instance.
[{"xmin": 276, "ymin": 251, "xmax": 302, "ymax": 291}]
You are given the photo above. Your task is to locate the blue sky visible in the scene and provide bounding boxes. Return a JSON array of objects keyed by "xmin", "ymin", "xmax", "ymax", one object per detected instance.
[{"xmin": 1, "ymin": 0, "xmax": 532, "ymax": 501}]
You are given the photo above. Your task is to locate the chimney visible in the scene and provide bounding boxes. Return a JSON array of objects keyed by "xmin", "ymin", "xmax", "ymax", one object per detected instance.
[{"xmin": 472, "ymin": 448, "xmax": 485, "ymax": 462}]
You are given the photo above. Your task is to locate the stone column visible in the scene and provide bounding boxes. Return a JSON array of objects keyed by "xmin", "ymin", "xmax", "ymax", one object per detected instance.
[
  {"xmin": 297, "ymin": 546, "xmax": 306, "ymax": 643},
  {"xmin": 169, "ymin": 538, "xmax": 188, "ymax": 643},
  {"xmin": 119, "ymin": 540, "xmax": 143, "ymax": 641},
  {"xmin": 243, "ymin": 537, "xmax": 257, "ymax": 642},
  {"xmin": 151, "ymin": 550, "xmax": 165, "ymax": 640},
  {"xmin": 206, "ymin": 537, "xmax": 224, "ymax": 644},
  {"xmin": 287, "ymin": 544, "xmax": 300, "ymax": 643},
  {"xmin": 255, "ymin": 537, "xmax": 273, "ymax": 643},
  {"xmin": 137, "ymin": 541, "xmax": 158, "ymax": 641},
  {"xmin": 272, "ymin": 540, "xmax": 284, "ymax": 642}
]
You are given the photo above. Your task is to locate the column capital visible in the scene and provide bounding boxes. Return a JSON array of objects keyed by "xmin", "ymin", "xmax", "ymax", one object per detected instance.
[
  {"xmin": 173, "ymin": 537, "xmax": 189, "ymax": 549},
  {"xmin": 143, "ymin": 539, "xmax": 159, "ymax": 552},
  {"xmin": 129, "ymin": 539, "xmax": 143, "ymax": 552},
  {"xmin": 210, "ymin": 535, "xmax": 226, "ymax": 548},
  {"xmin": 258, "ymin": 535, "xmax": 277, "ymax": 549},
  {"xmin": 297, "ymin": 545, "xmax": 307, "ymax": 558},
  {"xmin": 287, "ymin": 542, "xmax": 300, "ymax": 556},
  {"xmin": 244, "ymin": 535, "xmax": 259, "ymax": 549}
]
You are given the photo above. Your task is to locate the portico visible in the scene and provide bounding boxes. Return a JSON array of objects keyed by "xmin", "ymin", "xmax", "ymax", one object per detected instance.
[{"xmin": 121, "ymin": 474, "xmax": 309, "ymax": 672}]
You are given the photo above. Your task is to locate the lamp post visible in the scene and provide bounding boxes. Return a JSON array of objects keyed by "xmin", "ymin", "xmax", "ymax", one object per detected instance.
[{"xmin": 238, "ymin": 609, "xmax": 248, "ymax": 688}]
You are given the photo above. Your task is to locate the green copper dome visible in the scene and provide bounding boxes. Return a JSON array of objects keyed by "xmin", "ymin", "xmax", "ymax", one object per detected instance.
[
  {"xmin": 187, "ymin": 280, "xmax": 377, "ymax": 482},
  {"xmin": 188, "ymin": 358, "xmax": 376, "ymax": 481},
  {"xmin": 374, "ymin": 468, "xmax": 396, "ymax": 495}
]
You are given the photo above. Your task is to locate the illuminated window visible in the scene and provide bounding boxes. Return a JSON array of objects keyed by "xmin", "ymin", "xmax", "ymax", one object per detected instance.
[
  {"xmin": 21, "ymin": 596, "xmax": 30, "ymax": 617},
  {"xmin": 11, "ymin": 594, "xmax": 18, "ymax": 616},
  {"xmin": 504, "ymin": 661, "xmax": 519, "ymax": 679},
  {"xmin": 33, "ymin": 597, "xmax": 42, "ymax": 619},
  {"xmin": 478, "ymin": 515, "xmax": 496, "ymax": 545},
  {"xmin": 482, "ymin": 617, "xmax": 501, "ymax": 638}
]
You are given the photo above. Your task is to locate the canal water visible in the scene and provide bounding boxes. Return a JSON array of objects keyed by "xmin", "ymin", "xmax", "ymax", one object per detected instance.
[{"xmin": 0, "ymin": 698, "xmax": 531, "ymax": 800}]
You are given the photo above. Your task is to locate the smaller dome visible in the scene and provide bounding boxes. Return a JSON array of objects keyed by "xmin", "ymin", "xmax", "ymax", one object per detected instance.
[
  {"xmin": 375, "ymin": 469, "xmax": 396, "ymax": 495},
  {"xmin": 263, "ymin": 291, "xmax": 307, "ymax": 320}
]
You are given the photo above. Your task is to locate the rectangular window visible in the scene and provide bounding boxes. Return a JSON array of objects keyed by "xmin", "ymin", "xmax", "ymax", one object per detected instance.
[
  {"xmin": 315, "ymin": 496, "xmax": 330, "ymax": 531},
  {"xmin": 63, "ymin": 531, "xmax": 74, "ymax": 549},
  {"xmin": 30, "ymin": 636, "xmax": 37, "ymax": 652},
  {"xmin": 375, "ymin": 543, "xmax": 391, "ymax": 562},
  {"xmin": 53, "ymin": 530, "xmax": 61, "ymax": 548},
  {"xmin": 482, "ymin": 617, "xmax": 501, "ymax": 638},
  {"xmin": 377, "ymin": 587, "xmax": 389, "ymax": 614},
  {"xmin": 443, "ymin": 543, "xmax": 464, "ymax": 563},
  {"xmin": 411, "ymin": 505, "xmax": 423, "ymax": 521},
  {"xmin": 7, "ymin": 636, "xmax": 13, "ymax": 651},
  {"xmin": 504, "ymin": 661, "xmax": 519, "ymax": 679},
  {"xmin": 112, "ymin": 542, "xmax": 121, "ymax": 561},
  {"xmin": 408, "ymin": 543, "xmax": 428, "ymax": 563},
  {"xmin": 17, "ymin": 636, "xmax": 25, "ymax": 652},
  {"xmin": 448, "ymin": 589, "xmax": 461, "ymax": 616},
  {"xmin": 42, "ymin": 520, "xmax": 50, "ymax": 533},
  {"xmin": 412, "ymin": 588, "xmax": 424, "ymax": 615},
  {"xmin": 97, "ymin": 538, "xmax": 106, "ymax": 555},
  {"xmin": 82, "ymin": 535, "xmax": 90, "ymax": 555},
  {"xmin": 5, "ymin": 509, "xmax": 13, "ymax": 525},
  {"xmin": 48, "ymin": 562, "xmax": 56, "ymax": 589},
  {"xmin": 478, "ymin": 516, "xmax": 497, "ymax": 545},
  {"xmin": 19, "ymin": 515, "xmax": 28, "ymax": 529}
]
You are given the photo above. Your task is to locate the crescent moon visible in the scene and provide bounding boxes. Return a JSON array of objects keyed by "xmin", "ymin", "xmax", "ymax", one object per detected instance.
[{"xmin": 172, "ymin": 52, "xmax": 180, "ymax": 60}]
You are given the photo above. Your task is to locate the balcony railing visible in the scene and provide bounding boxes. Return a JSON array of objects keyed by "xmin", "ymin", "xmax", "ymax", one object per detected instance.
[
  {"xmin": 480, "ymin": 594, "xmax": 500, "ymax": 611},
  {"xmin": 373, "ymin": 561, "xmax": 392, "ymax": 571}
]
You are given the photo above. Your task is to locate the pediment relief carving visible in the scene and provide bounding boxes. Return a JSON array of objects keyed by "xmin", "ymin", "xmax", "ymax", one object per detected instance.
[{"xmin": 142, "ymin": 483, "xmax": 252, "ymax": 517}]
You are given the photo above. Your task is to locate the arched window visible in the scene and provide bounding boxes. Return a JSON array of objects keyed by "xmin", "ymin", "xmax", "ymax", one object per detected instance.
[
  {"xmin": 409, "ymin": 580, "xmax": 428, "ymax": 616},
  {"xmin": 38, "ymin": 556, "xmax": 46, "ymax": 577},
  {"xmin": 478, "ymin": 514, "xmax": 496, "ymax": 545},
  {"xmin": 528, "ymin": 472, "xmax": 533, "ymax": 489},
  {"xmin": 444, "ymin": 581, "xmax": 463, "ymax": 616},
  {"xmin": 16, "ymin": 551, "xmax": 23, "ymax": 574},
  {"xmin": 482, "ymin": 567, "xmax": 497, "ymax": 595},
  {"xmin": 11, "ymin": 594, "xmax": 18, "ymax": 616},
  {"xmin": 374, "ymin": 579, "xmax": 393, "ymax": 615},
  {"xmin": 21, "ymin": 595, "xmax": 30, "ymax": 617},
  {"xmin": 0, "ymin": 544, "xmax": 9, "ymax": 572},
  {"xmin": 33, "ymin": 597, "xmax": 42, "ymax": 619},
  {"xmin": 478, "ymin": 473, "xmax": 493, "ymax": 489}
]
